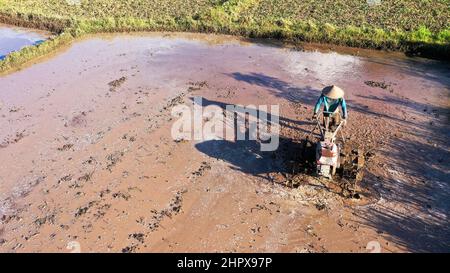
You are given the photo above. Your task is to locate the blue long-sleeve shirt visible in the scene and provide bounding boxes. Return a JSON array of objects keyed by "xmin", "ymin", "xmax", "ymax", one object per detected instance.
[{"xmin": 314, "ymin": 95, "xmax": 347, "ymax": 118}]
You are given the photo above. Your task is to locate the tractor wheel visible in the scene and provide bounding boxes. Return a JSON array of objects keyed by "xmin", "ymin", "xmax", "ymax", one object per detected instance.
[
  {"xmin": 331, "ymin": 151, "xmax": 340, "ymax": 177},
  {"xmin": 336, "ymin": 150, "xmax": 341, "ymax": 169}
]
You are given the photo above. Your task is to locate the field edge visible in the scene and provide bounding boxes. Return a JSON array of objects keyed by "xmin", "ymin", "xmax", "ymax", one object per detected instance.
[{"xmin": 0, "ymin": 1, "xmax": 449, "ymax": 74}]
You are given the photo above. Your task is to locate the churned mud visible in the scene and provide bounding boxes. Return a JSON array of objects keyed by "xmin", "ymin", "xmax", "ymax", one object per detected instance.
[{"xmin": 0, "ymin": 32, "xmax": 449, "ymax": 253}]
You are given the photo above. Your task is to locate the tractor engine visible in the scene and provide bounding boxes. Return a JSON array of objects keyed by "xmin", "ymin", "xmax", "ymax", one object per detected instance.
[{"xmin": 316, "ymin": 138, "xmax": 339, "ymax": 178}]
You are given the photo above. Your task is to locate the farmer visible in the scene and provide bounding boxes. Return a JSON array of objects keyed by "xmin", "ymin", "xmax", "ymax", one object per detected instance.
[{"xmin": 312, "ymin": 85, "xmax": 348, "ymax": 128}]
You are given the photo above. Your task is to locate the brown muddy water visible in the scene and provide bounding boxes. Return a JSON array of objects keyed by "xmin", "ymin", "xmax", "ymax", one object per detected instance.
[
  {"xmin": 0, "ymin": 32, "xmax": 449, "ymax": 253},
  {"xmin": 0, "ymin": 24, "xmax": 50, "ymax": 60}
]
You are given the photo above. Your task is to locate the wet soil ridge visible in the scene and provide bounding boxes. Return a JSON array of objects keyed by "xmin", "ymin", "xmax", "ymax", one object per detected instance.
[
  {"xmin": 108, "ymin": 76, "xmax": 127, "ymax": 92},
  {"xmin": 1, "ymin": 175, "xmax": 46, "ymax": 224},
  {"xmin": 123, "ymin": 190, "xmax": 187, "ymax": 253},
  {"xmin": 0, "ymin": 130, "xmax": 26, "ymax": 148},
  {"xmin": 364, "ymin": 80, "xmax": 394, "ymax": 93}
]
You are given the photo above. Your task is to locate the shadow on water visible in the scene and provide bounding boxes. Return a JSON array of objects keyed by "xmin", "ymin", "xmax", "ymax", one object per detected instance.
[
  {"xmin": 227, "ymin": 72, "xmax": 319, "ymax": 106},
  {"xmin": 195, "ymin": 137, "xmax": 307, "ymax": 181},
  {"xmin": 192, "ymin": 96, "xmax": 316, "ymax": 134},
  {"xmin": 191, "ymin": 96, "xmax": 314, "ymax": 181}
]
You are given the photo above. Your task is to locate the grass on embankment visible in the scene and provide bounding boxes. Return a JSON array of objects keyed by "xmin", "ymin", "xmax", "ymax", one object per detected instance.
[{"xmin": 0, "ymin": 0, "xmax": 449, "ymax": 73}]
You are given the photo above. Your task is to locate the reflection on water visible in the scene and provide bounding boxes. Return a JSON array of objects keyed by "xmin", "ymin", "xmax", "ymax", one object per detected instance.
[
  {"xmin": 0, "ymin": 25, "xmax": 47, "ymax": 60},
  {"xmin": 284, "ymin": 50, "xmax": 362, "ymax": 83}
]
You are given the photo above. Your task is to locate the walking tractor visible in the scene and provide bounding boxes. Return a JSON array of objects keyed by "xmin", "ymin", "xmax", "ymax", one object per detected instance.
[
  {"xmin": 312, "ymin": 111, "xmax": 346, "ymax": 178},
  {"xmin": 309, "ymin": 85, "xmax": 348, "ymax": 179},
  {"xmin": 305, "ymin": 85, "xmax": 366, "ymax": 197}
]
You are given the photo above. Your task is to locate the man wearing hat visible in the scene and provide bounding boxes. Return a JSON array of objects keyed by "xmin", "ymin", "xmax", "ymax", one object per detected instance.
[{"xmin": 312, "ymin": 85, "xmax": 348, "ymax": 127}]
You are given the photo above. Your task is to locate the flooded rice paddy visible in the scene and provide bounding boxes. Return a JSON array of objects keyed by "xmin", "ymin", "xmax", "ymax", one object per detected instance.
[{"xmin": 0, "ymin": 32, "xmax": 449, "ymax": 252}]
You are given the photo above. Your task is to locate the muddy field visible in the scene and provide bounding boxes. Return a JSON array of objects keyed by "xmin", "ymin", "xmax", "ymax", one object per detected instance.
[{"xmin": 0, "ymin": 33, "xmax": 449, "ymax": 253}]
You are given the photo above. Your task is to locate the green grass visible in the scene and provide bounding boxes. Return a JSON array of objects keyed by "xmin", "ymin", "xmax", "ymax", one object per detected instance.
[
  {"xmin": 0, "ymin": 0, "xmax": 449, "ymax": 73},
  {"xmin": 243, "ymin": 0, "xmax": 449, "ymax": 32},
  {"xmin": 0, "ymin": 0, "xmax": 212, "ymax": 19}
]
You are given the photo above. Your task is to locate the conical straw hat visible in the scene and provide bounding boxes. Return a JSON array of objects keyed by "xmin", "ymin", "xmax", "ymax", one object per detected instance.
[{"xmin": 322, "ymin": 85, "xmax": 344, "ymax": 99}]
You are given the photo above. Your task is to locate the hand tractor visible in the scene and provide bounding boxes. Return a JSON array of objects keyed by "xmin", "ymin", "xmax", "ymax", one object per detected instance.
[{"xmin": 308, "ymin": 111, "xmax": 346, "ymax": 178}]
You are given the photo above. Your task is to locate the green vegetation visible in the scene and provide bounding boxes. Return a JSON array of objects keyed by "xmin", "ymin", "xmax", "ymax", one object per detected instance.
[
  {"xmin": 243, "ymin": 0, "xmax": 449, "ymax": 32},
  {"xmin": 1, "ymin": 0, "xmax": 449, "ymax": 72},
  {"xmin": 0, "ymin": 0, "xmax": 211, "ymax": 19}
]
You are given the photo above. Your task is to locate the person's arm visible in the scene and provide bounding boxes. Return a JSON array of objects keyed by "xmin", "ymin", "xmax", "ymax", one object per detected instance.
[
  {"xmin": 313, "ymin": 95, "xmax": 324, "ymax": 115},
  {"xmin": 341, "ymin": 98, "xmax": 348, "ymax": 119}
]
